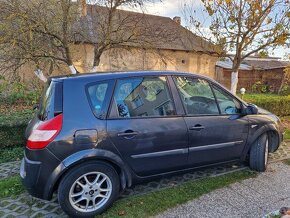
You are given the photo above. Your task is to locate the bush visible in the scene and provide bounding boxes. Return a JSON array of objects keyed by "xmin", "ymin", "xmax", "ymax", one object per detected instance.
[
  {"xmin": 0, "ymin": 109, "xmax": 35, "ymax": 147},
  {"xmin": 0, "ymin": 79, "xmax": 41, "ymax": 106},
  {"xmin": 242, "ymin": 94, "xmax": 290, "ymax": 116}
]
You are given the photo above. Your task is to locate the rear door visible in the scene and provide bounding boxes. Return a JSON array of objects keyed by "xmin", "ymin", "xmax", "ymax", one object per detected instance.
[
  {"xmin": 107, "ymin": 76, "xmax": 188, "ymax": 176},
  {"xmin": 173, "ymin": 76, "xmax": 249, "ymax": 166}
]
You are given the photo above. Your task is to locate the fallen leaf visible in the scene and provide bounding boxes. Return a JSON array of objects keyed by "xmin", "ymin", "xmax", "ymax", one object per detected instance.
[{"xmin": 117, "ymin": 210, "xmax": 126, "ymax": 216}]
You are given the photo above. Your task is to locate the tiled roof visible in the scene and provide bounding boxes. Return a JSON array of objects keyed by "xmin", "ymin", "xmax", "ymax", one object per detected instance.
[
  {"xmin": 242, "ymin": 60, "xmax": 290, "ymax": 70},
  {"xmin": 216, "ymin": 59, "xmax": 290, "ymax": 70},
  {"xmin": 71, "ymin": 5, "xmax": 217, "ymax": 54}
]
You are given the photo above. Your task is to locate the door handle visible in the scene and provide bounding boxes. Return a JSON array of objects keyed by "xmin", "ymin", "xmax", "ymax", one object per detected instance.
[
  {"xmin": 189, "ymin": 124, "xmax": 205, "ymax": 131},
  {"xmin": 117, "ymin": 130, "xmax": 138, "ymax": 138}
]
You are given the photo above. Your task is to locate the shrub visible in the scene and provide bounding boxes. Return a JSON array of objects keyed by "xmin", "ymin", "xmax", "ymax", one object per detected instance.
[
  {"xmin": 0, "ymin": 79, "xmax": 41, "ymax": 106},
  {"xmin": 0, "ymin": 109, "xmax": 35, "ymax": 148},
  {"xmin": 250, "ymin": 81, "xmax": 274, "ymax": 94},
  {"xmin": 242, "ymin": 94, "xmax": 290, "ymax": 116}
]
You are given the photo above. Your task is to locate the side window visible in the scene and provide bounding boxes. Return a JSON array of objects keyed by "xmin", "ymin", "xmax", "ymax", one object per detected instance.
[
  {"xmin": 110, "ymin": 77, "xmax": 175, "ymax": 118},
  {"xmin": 87, "ymin": 81, "xmax": 111, "ymax": 118},
  {"xmin": 174, "ymin": 76, "xmax": 219, "ymax": 115},
  {"xmin": 212, "ymin": 85, "xmax": 242, "ymax": 114}
]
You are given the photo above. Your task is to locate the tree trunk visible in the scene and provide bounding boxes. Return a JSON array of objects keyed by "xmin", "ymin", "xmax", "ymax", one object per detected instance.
[
  {"xmin": 278, "ymin": 73, "xmax": 286, "ymax": 94},
  {"xmin": 91, "ymin": 66, "xmax": 98, "ymax": 72},
  {"xmin": 68, "ymin": 65, "xmax": 77, "ymax": 74},
  {"xmin": 92, "ymin": 47, "xmax": 102, "ymax": 72},
  {"xmin": 34, "ymin": 68, "xmax": 47, "ymax": 82},
  {"xmin": 230, "ymin": 57, "xmax": 241, "ymax": 94},
  {"xmin": 230, "ymin": 71, "xmax": 239, "ymax": 94}
]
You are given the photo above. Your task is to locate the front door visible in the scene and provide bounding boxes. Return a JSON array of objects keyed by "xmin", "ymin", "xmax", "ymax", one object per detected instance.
[
  {"xmin": 173, "ymin": 76, "xmax": 249, "ymax": 166},
  {"xmin": 107, "ymin": 76, "xmax": 188, "ymax": 176}
]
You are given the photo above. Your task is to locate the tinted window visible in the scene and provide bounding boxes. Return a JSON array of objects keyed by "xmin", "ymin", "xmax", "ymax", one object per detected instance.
[
  {"xmin": 87, "ymin": 81, "xmax": 111, "ymax": 118},
  {"xmin": 174, "ymin": 76, "xmax": 219, "ymax": 115},
  {"xmin": 212, "ymin": 85, "xmax": 242, "ymax": 114},
  {"xmin": 110, "ymin": 77, "xmax": 175, "ymax": 118},
  {"xmin": 38, "ymin": 81, "xmax": 62, "ymax": 121}
]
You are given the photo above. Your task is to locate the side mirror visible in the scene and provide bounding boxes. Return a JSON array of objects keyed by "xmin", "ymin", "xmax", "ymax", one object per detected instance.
[{"xmin": 244, "ymin": 104, "xmax": 258, "ymax": 115}]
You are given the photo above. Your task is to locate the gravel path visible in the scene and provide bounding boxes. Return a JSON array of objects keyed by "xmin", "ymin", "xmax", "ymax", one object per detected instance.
[{"xmin": 155, "ymin": 161, "xmax": 290, "ymax": 218}]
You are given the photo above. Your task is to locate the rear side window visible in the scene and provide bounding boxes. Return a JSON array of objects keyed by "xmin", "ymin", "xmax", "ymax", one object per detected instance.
[
  {"xmin": 38, "ymin": 81, "xmax": 63, "ymax": 121},
  {"xmin": 87, "ymin": 80, "xmax": 113, "ymax": 119},
  {"xmin": 110, "ymin": 77, "xmax": 176, "ymax": 118}
]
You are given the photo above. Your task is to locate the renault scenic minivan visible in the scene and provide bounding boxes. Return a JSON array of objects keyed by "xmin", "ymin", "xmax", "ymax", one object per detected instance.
[{"xmin": 20, "ymin": 71, "xmax": 283, "ymax": 217}]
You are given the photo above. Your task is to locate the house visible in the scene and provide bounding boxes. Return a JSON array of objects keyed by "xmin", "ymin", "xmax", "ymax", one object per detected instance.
[
  {"xmin": 0, "ymin": 3, "xmax": 220, "ymax": 83},
  {"xmin": 216, "ymin": 56, "xmax": 290, "ymax": 93},
  {"xmin": 69, "ymin": 5, "xmax": 220, "ymax": 79}
]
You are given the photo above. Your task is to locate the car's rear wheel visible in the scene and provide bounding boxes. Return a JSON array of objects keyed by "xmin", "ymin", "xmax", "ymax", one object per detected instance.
[
  {"xmin": 58, "ymin": 162, "xmax": 119, "ymax": 218},
  {"xmin": 249, "ymin": 133, "xmax": 269, "ymax": 172}
]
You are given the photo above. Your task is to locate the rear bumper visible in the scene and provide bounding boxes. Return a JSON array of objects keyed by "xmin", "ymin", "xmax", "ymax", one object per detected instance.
[
  {"xmin": 20, "ymin": 148, "xmax": 63, "ymax": 200},
  {"xmin": 20, "ymin": 155, "xmax": 43, "ymax": 199}
]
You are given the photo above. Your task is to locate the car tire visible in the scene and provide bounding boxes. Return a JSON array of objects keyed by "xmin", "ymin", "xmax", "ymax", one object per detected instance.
[
  {"xmin": 249, "ymin": 133, "xmax": 269, "ymax": 172},
  {"xmin": 58, "ymin": 162, "xmax": 120, "ymax": 218}
]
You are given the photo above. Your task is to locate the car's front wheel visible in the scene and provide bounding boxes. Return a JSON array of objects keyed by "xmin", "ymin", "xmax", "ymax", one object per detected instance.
[
  {"xmin": 249, "ymin": 133, "xmax": 269, "ymax": 172},
  {"xmin": 58, "ymin": 162, "xmax": 120, "ymax": 218}
]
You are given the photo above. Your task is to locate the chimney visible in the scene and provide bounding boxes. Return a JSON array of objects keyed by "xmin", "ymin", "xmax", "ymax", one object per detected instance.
[{"xmin": 173, "ymin": 16, "xmax": 181, "ymax": 25}]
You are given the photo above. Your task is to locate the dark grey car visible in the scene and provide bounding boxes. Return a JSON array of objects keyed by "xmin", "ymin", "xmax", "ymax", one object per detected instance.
[{"xmin": 20, "ymin": 71, "xmax": 283, "ymax": 217}]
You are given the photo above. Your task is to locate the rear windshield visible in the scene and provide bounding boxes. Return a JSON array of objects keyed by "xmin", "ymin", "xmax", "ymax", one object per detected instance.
[{"xmin": 38, "ymin": 81, "xmax": 63, "ymax": 121}]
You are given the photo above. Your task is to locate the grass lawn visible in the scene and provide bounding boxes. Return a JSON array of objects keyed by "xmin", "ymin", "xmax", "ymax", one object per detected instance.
[
  {"xmin": 0, "ymin": 176, "xmax": 24, "ymax": 198},
  {"xmin": 0, "ymin": 170, "xmax": 255, "ymax": 217},
  {"xmin": 284, "ymin": 159, "xmax": 290, "ymax": 166},
  {"xmin": 100, "ymin": 170, "xmax": 256, "ymax": 217},
  {"xmin": 281, "ymin": 116, "xmax": 290, "ymax": 140}
]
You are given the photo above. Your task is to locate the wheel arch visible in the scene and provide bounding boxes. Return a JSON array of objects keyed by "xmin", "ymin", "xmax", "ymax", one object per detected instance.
[
  {"xmin": 43, "ymin": 149, "xmax": 132, "ymax": 200},
  {"xmin": 241, "ymin": 123, "xmax": 281, "ymax": 160}
]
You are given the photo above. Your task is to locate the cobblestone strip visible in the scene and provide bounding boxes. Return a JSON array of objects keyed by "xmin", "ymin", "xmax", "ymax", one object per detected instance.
[
  {"xmin": 0, "ymin": 161, "xmax": 20, "ymax": 179},
  {"xmin": 0, "ymin": 194, "xmax": 66, "ymax": 218},
  {"xmin": 268, "ymin": 141, "xmax": 290, "ymax": 163}
]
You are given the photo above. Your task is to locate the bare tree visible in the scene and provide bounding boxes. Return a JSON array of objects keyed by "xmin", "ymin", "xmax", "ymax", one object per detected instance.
[
  {"xmin": 77, "ymin": 0, "xmax": 178, "ymax": 71},
  {"xmin": 0, "ymin": 0, "xmax": 180, "ymax": 80},
  {"xmin": 0, "ymin": 0, "xmax": 79, "ymax": 81},
  {"xmin": 184, "ymin": 0, "xmax": 290, "ymax": 94}
]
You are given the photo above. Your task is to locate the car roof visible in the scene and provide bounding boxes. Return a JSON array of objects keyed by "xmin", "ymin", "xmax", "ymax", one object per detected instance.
[
  {"xmin": 50, "ymin": 70, "xmax": 211, "ymax": 82},
  {"xmin": 50, "ymin": 70, "xmax": 248, "ymax": 105}
]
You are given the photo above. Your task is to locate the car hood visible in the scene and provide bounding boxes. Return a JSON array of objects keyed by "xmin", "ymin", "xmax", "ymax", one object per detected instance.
[{"xmin": 257, "ymin": 107, "xmax": 272, "ymax": 115}]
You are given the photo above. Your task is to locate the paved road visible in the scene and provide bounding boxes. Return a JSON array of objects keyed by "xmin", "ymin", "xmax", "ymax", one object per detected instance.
[{"xmin": 155, "ymin": 161, "xmax": 290, "ymax": 218}]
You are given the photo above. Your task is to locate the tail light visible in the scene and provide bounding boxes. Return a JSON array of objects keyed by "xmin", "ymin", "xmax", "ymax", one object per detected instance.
[{"xmin": 27, "ymin": 114, "xmax": 63, "ymax": 149}]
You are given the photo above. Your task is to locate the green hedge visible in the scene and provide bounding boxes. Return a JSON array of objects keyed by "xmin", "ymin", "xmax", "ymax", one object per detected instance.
[
  {"xmin": 0, "ymin": 109, "xmax": 34, "ymax": 148},
  {"xmin": 242, "ymin": 94, "xmax": 290, "ymax": 116},
  {"xmin": 0, "ymin": 94, "xmax": 289, "ymax": 148}
]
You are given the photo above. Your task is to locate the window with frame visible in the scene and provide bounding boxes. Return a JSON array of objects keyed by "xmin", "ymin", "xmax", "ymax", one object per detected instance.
[
  {"xmin": 212, "ymin": 85, "xmax": 242, "ymax": 114},
  {"xmin": 110, "ymin": 77, "xmax": 176, "ymax": 118},
  {"xmin": 87, "ymin": 82, "xmax": 110, "ymax": 118},
  {"xmin": 174, "ymin": 76, "xmax": 219, "ymax": 115}
]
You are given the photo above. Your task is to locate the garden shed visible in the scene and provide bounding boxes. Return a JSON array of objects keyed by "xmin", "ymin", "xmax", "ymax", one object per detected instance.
[{"xmin": 216, "ymin": 57, "xmax": 290, "ymax": 93}]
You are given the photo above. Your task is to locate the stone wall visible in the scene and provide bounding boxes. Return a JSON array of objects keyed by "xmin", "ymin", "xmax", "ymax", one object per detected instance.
[
  {"xmin": 72, "ymin": 44, "xmax": 218, "ymax": 79},
  {"xmin": 1, "ymin": 44, "xmax": 218, "ymax": 83}
]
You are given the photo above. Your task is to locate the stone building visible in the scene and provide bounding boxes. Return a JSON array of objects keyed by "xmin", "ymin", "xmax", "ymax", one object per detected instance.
[{"xmin": 70, "ymin": 5, "xmax": 219, "ymax": 79}]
